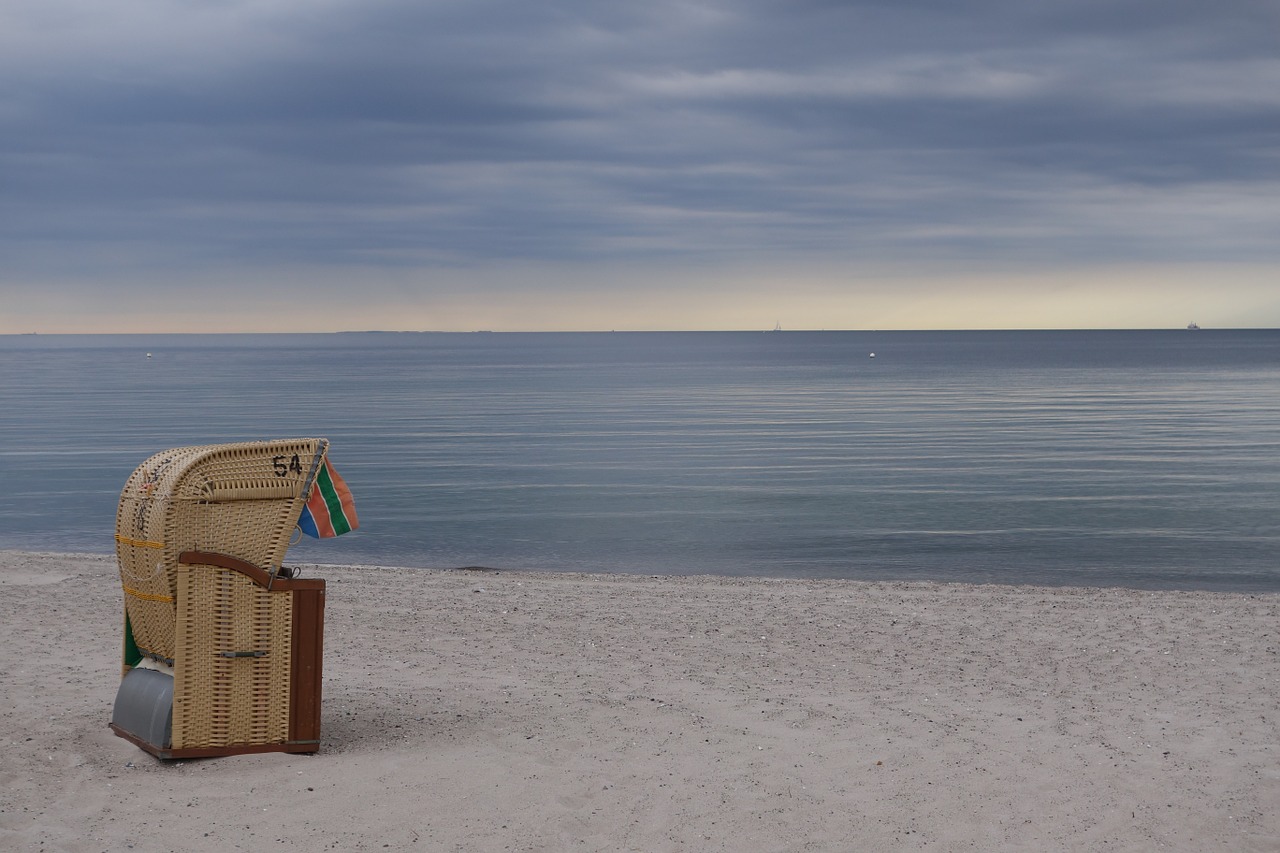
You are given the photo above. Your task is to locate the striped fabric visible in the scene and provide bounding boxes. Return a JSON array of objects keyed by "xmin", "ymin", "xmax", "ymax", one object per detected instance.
[{"xmin": 298, "ymin": 458, "xmax": 358, "ymax": 538}]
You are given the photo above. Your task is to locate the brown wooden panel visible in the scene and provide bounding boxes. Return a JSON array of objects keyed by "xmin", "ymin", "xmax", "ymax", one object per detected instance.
[{"xmin": 289, "ymin": 585, "xmax": 325, "ymax": 744}]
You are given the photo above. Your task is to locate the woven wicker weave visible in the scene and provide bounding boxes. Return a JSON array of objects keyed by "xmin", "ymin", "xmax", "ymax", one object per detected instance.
[
  {"xmin": 112, "ymin": 439, "xmax": 331, "ymax": 756},
  {"xmin": 171, "ymin": 560, "xmax": 294, "ymax": 748},
  {"xmin": 115, "ymin": 439, "xmax": 324, "ymax": 664}
]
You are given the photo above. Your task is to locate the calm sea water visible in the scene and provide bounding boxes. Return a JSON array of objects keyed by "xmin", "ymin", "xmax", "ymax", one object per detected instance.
[{"xmin": 2, "ymin": 330, "xmax": 1278, "ymax": 591}]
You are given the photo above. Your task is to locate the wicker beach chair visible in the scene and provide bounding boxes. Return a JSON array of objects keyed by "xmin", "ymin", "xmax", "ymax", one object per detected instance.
[{"xmin": 110, "ymin": 438, "xmax": 346, "ymax": 759}]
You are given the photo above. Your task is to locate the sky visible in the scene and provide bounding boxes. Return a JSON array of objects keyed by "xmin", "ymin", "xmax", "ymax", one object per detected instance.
[{"xmin": 2, "ymin": 0, "xmax": 1278, "ymax": 333}]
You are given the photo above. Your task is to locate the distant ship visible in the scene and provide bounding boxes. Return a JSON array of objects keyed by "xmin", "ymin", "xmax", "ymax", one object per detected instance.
[
  {"xmin": 1187, "ymin": 321, "xmax": 1201, "ymax": 330},
  {"xmin": 772, "ymin": 321, "xmax": 782, "ymax": 332}
]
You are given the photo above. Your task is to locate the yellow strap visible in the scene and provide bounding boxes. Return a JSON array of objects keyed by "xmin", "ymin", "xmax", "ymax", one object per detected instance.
[
  {"xmin": 123, "ymin": 586, "xmax": 173, "ymax": 603},
  {"xmin": 115, "ymin": 534, "xmax": 164, "ymax": 549}
]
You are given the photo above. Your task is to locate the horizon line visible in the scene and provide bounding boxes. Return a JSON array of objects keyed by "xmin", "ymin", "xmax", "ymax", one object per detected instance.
[{"xmin": 0, "ymin": 326, "xmax": 1260, "ymax": 336}]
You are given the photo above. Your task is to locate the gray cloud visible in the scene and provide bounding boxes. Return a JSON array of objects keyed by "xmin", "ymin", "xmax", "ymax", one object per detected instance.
[{"xmin": 3, "ymin": 0, "xmax": 1278, "ymax": 292}]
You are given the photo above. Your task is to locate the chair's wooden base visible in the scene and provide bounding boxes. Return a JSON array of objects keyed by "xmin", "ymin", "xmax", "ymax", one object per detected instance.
[{"xmin": 109, "ymin": 723, "xmax": 319, "ymax": 759}]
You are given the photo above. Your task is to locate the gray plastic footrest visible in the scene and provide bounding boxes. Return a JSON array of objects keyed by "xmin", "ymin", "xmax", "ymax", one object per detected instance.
[{"xmin": 111, "ymin": 667, "xmax": 174, "ymax": 749}]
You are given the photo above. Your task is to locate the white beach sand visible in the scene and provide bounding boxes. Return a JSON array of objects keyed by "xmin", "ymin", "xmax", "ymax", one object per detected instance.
[{"xmin": 1, "ymin": 550, "xmax": 1278, "ymax": 852}]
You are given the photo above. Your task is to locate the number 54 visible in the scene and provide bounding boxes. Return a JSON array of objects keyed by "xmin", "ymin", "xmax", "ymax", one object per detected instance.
[{"xmin": 272, "ymin": 454, "xmax": 305, "ymax": 477}]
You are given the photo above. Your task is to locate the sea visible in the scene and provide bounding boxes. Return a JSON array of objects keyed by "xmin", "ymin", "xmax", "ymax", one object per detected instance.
[{"xmin": 2, "ymin": 329, "xmax": 1278, "ymax": 591}]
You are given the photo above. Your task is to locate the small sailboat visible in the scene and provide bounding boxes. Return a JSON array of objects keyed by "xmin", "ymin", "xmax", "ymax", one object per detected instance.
[{"xmin": 772, "ymin": 321, "xmax": 782, "ymax": 332}]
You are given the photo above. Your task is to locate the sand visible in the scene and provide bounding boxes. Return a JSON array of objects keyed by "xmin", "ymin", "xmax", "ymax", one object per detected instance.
[{"xmin": 1, "ymin": 550, "xmax": 1277, "ymax": 852}]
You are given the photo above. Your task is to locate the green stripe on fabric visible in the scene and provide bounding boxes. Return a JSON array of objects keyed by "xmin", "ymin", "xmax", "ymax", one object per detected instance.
[{"xmin": 317, "ymin": 463, "xmax": 353, "ymax": 536}]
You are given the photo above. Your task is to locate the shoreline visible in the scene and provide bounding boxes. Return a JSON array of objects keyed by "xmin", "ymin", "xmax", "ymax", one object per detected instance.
[
  {"xmin": 7, "ymin": 545, "xmax": 1276, "ymax": 596},
  {"xmin": 3, "ymin": 550, "xmax": 1278, "ymax": 851}
]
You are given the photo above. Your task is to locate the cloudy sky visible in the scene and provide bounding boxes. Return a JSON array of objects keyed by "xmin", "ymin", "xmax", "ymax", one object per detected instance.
[{"xmin": 3, "ymin": 0, "xmax": 1277, "ymax": 332}]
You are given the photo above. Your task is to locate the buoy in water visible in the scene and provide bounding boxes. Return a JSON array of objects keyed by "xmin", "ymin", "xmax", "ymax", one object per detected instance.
[
  {"xmin": 869, "ymin": 352, "xmax": 876, "ymax": 358},
  {"xmin": 146, "ymin": 353, "xmax": 152, "ymax": 359}
]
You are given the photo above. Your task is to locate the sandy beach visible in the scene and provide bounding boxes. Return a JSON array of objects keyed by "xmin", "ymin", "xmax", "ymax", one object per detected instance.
[{"xmin": 2, "ymin": 550, "xmax": 1277, "ymax": 852}]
